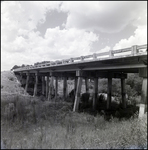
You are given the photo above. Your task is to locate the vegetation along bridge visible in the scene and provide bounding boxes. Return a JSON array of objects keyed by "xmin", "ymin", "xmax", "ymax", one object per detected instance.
[{"xmin": 13, "ymin": 44, "xmax": 147, "ymax": 114}]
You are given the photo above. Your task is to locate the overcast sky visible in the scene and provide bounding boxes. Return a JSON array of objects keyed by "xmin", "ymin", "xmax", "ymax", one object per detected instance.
[{"xmin": 1, "ymin": 1, "xmax": 147, "ymax": 71}]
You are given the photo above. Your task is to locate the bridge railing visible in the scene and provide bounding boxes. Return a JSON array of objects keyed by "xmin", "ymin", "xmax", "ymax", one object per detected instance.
[{"xmin": 13, "ymin": 44, "xmax": 147, "ymax": 71}]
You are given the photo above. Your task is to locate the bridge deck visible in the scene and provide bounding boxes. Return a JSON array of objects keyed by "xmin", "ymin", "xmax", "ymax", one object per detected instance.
[{"xmin": 13, "ymin": 44, "xmax": 147, "ymax": 74}]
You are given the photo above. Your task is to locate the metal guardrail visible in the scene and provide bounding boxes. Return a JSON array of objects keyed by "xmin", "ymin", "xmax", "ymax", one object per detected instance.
[{"xmin": 13, "ymin": 44, "xmax": 147, "ymax": 72}]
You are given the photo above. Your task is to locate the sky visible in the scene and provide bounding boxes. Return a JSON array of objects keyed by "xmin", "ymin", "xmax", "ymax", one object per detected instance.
[{"xmin": 1, "ymin": 1, "xmax": 147, "ymax": 71}]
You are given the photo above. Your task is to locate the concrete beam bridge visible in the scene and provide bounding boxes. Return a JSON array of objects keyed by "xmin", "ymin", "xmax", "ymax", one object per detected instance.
[{"xmin": 13, "ymin": 44, "xmax": 147, "ymax": 115}]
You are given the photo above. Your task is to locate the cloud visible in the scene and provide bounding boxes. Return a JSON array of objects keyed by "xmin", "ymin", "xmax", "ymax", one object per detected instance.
[
  {"xmin": 1, "ymin": 1, "xmax": 147, "ymax": 71},
  {"xmin": 60, "ymin": 1, "xmax": 147, "ymax": 33},
  {"xmin": 113, "ymin": 25, "xmax": 147, "ymax": 50}
]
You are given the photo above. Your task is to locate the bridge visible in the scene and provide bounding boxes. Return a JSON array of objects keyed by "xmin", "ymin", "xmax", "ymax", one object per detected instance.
[{"xmin": 13, "ymin": 44, "xmax": 147, "ymax": 114}]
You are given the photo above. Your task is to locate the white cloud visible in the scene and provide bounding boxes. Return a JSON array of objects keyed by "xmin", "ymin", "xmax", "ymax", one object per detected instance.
[
  {"xmin": 97, "ymin": 46, "xmax": 111, "ymax": 53},
  {"xmin": 60, "ymin": 1, "xmax": 147, "ymax": 33},
  {"xmin": 1, "ymin": 1, "xmax": 147, "ymax": 71},
  {"xmin": 113, "ymin": 25, "xmax": 147, "ymax": 50}
]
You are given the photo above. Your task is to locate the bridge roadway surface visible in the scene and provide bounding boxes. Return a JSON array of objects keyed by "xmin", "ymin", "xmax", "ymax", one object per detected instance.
[{"xmin": 13, "ymin": 44, "xmax": 147, "ymax": 75}]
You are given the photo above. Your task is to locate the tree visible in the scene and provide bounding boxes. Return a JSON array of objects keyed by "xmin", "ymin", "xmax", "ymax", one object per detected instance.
[
  {"xmin": 11, "ymin": 65, "xmax": 20, "ymax": 71},
  {"xmin": 126, "ymin": 73, "xmax": 143, "ymax": 96}
]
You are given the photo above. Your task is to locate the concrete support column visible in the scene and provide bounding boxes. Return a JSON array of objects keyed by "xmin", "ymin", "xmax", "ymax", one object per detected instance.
[
  {"xmin": 20, "ymin": 73, "xmax": 23, "ymax": 83},
  {"xmin": 107, "ymin": 77, "xmax": 112, "ymax": 109},
  {"xmin": 55, "ymin": 76, "xmax": 58, "ymax": 99},
  {"xmin": 63, "ymin": 76, "xmax": 67, "ymax": 99},
  {"xmin": 139, "ymin": 68, "xmax": 147, "ymax": 116},
  {"xmin": 25, "ymin": 72, "xmax": 29, "ymax": 94},
  {"xmin": 42, "ymin": 76, "xmax": 45, "ymax": 95},
  {"xmin": 141, "ymin": 77, "xmax": 147, "ymax": 105},
  {"xmin": 93, "ymin": 77, "xmax": 98, "ymax": 110},
  {"xmin": 121, "ymin": 77, "xmax": 126, "ymax": 109},
  {"xmin": 48, "ymin": 76, "xmax": 54, "ymax": 101},
  {"xmin": 46, "ymin": 76, "xmax": 49, "ymax": 98},
  {"xmin": 85, "ymin": 77, "xmax": 89, "ymax": 92},
  {"xmin": 33, "ymin": 72, "xmax": 38, "ymax": 97},
  {"xmin": 73, "ymin": 70, "xmax": 83, "ymax": 112},
  {"xmin": 74, "ymin": 77, "xmax": 78, "ymax": 92}
]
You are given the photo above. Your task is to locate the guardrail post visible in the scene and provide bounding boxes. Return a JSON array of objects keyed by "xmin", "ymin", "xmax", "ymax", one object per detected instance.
[
  {"xmin": 131, "ymin": 45, "xmax": 138, "ymax": 55},
  {"xmin": 62, "ymin": 60, "xmax": 65, "ymax": 64},
  {"xmin": 93, "ymin": 53, "xmax": 97, "ymax": 59},
  {"xmin": 70, "ymin": 58, "xmax": 74, "ymax": 63},
  {"xmin": 109, "ymin": 50, "xmax": 114, "ymax": 58},
  {"xmin": 81, "ymin": 56, "xmax": 84, "ymax": 61}
]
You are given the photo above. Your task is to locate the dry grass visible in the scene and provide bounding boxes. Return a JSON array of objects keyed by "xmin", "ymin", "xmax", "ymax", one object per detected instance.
[{"xmin": 1, "ymin": 71, "xmax": 147, "ymax": 149}]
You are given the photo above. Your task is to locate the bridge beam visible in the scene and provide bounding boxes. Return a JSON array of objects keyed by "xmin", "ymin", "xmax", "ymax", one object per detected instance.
[
  {"xmin": 33, "ymin": 72, "xmax": 38, "ymax": 97},
  {"xmin": 25, "ymin": 72, "xmax": 29, "ymax": 94},
  {"xmin": 73, "ymin": 70, "xmax": 83, "ymax": 112},
  {"xmin": 74, "ymin": 71, "xmax": 127, "ymax": 79},
  {"xmin": 93, "ymin": 77, "xmax": 98, "ymax": 110}
]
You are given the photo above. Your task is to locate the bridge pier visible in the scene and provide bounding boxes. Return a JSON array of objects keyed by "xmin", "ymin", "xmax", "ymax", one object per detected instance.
[
  {"xmin": 55, "ymin": 76, "xmax": 58, "ymax": 99},
  {"xmin": 73, "ymin": 70, "xmax": 83, "ymax": 112},
  {"xmin": 48, "ymin": 74, "xmax": 54, "ymax": 101},
  {"xmin": 74, "ymin": 77, "xmax": 78, "ymax": 93},
  {"xmin": 93, "ymin": 77, "xmax": 98, "ymax": 110},
  {"xmin": 42, "ymin": 76, "xmax": 45, "ymax": 96},
  {"xmin": 139, "ymin": 68, "xmax": 147, "ymax": 117},
  {"xmin": 85, "ymin": 77, "xmax": 89, "ymax": 92},
  {"xmin": 25, "ymin": 72, "xmax": 29, "ymax": 94},
  {"xmin": 107, "ymin": 76, "xmax": 112, "ymax": 109},
  {"xmin": 33, "ymin": 72, "xmax": 38, "ymax": 97},
  {"xmin": 121, "ymin": 76, "xmax": 126, "ymax": 109},
  {"xmin": 63, "ymin": 76, "xmax": 68, "ymax": 99},
  {"xmin": 46, "ymin": 75, "xmax": 49, "ymax": 98}
]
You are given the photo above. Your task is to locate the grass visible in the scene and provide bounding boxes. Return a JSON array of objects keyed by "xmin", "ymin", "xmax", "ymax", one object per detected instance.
[{"xmin": 1, "ymin": 93, "xmax": 147, "ymax": 149}]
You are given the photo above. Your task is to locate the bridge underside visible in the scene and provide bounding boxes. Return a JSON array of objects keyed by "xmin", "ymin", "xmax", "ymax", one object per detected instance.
[{"xmin": 14, "ymin": 54, "xmax": 147, "ymax": 116}]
